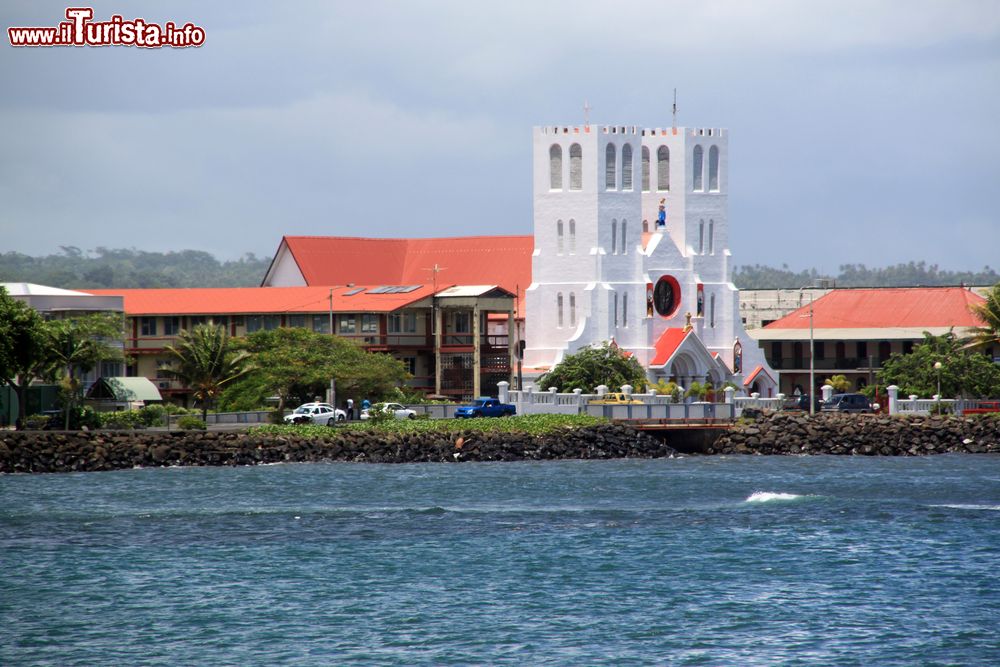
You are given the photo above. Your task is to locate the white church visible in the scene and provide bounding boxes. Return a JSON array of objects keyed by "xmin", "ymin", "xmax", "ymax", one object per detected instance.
[{"xmin": 523, "ymin": 122, "xmax": 777, "ymax": 395}]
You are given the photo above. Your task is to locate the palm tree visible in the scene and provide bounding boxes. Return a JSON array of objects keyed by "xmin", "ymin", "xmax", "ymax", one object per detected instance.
[
  {"xmin": 162, "ymin": 324, "xmax": 252, "ymax": 422},
  {"xmin": 966, "ymin": 283, "xmax": 1000, "ymax": 353}
]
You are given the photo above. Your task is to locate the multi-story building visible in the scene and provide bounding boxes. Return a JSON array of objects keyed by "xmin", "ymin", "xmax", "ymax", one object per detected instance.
[{"xmin": 749, "ymin": 286, "xmax": 990, "ymax": 395}]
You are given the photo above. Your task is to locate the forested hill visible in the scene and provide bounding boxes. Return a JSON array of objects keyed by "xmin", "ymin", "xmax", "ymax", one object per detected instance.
[
  {"xmin": 0, "ymin": 247, "xmax": 272, "ymax": 289},
  {"xmin": 733, "ymin": 262, "xmax": 999, "ymax": 289},
  {"xmin": 1, "ymin": 248, "xmax": 996, "ymax": 291}
]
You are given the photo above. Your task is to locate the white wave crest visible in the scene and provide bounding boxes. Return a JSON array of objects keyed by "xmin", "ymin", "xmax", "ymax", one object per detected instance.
[
  {"xmin": 932, "ymin": 504, "xmax": 1000, "ymax": 511},
  {"xmin": 745, "ymin": 491, "xmax": 801, "ymax": 503}
]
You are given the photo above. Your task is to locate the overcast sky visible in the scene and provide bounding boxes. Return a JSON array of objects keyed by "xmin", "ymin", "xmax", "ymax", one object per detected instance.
[{"xmin": 2, "ymin": 0, "xmax": 998, "ymax": 274}]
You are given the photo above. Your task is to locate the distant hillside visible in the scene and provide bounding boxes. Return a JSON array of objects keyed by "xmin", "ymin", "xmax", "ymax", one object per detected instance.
[
  {"xmin": 0, "ymin": 247, "xmax": 271, "ymax": 289},
  {"xmin": 733, "ymin": 262, "xmax": 999, "ymax": 290}
]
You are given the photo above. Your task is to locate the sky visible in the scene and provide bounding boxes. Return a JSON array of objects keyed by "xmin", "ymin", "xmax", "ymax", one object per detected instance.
[{"xmin": 1, "ymin": 0, "xmax": 998, "ymax": 274}]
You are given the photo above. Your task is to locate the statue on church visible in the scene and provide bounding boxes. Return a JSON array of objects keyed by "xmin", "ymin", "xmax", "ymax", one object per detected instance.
[{"xmin": 657, "ymin": 199, "xmax": 666, "ymax": 229}]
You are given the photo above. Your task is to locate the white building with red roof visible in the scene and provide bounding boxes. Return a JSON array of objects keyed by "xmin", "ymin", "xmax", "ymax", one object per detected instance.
[{"xmin": 523, "ymin": 123, "xmax": 777, "ymax": 395}]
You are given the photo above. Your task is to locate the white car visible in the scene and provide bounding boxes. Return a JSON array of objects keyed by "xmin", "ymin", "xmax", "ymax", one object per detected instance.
[
  {"xmin": 360, "ymin": 402, "xmax": 417, "ymax": 420},
  {"xmin": 284, "ymin": 402, "xmax": 347, "ymax": 426}
]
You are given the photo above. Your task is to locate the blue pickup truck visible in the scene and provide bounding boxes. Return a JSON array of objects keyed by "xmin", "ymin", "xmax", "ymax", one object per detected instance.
[{"xmin": 454, "ymin": 397, "xmax": 517, "ymax": 418}]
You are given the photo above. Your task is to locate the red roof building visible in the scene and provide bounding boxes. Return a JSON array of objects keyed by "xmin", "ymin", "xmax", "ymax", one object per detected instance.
[{"xmin": 751, "ymin": 287, "xmax": 988, "ymax": 396}]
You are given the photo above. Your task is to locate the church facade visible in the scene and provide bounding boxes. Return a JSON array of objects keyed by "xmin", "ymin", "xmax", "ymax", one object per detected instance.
[{"xmin": 524, "ymin": 123, "xmax": 777, "ymax": 395}]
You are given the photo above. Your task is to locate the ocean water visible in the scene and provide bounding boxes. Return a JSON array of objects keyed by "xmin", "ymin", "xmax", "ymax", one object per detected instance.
[{"xmin": 2, "ymin": 455, "xmax": 999, "ymax": 666}]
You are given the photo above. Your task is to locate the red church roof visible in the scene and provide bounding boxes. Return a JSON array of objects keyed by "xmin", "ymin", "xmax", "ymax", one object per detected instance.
[
  {"xmin": 764, "ymin": 287, "xmax": 986, "ymax": 330},
  {"xmin": 87, "ymin": 285, "xmax": 438, "ymax": 315},
  {"xmin": 650, "ymin": 327, "xmax": 691, "ymax": 367},
  {"xmin": 275, "ymin": 235, "xmax": 533, "ymax": 303}
]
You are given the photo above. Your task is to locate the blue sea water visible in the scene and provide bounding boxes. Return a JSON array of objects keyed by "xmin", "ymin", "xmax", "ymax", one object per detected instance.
[{"xmin": 2, "ymin": 455, "xmax": 999, "ymax": 666}]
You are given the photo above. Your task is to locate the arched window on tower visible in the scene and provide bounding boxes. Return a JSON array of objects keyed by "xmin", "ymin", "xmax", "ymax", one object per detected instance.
[
  {"xmin": 557, "ymin": 293, "xmax": 564, "ymax": 328},
  {"xmin": 710, "ymin": 293, "xmax": 716, "ymax": 328},
  {"xmin": 621, "ymin": 220, "xmax": 627, "ymax": 255},
  {"xmin": 699, "ymin": 220, "xmax": 705, "ymax": 254},
  {"xmin": 641, "ymin": 146, "xmax": 650, "ymax": 191},
  {"xmin": 693, "ymin": 145, "xmax": 704, "ymax": 191},
  {"xmin": 621, "ymin": 144, "xmax": 633, "ymax": 190},
  {"xmin": 557, "ymin": 220, "xmax": 564, "ymax": 255},
  {"xmin": 708, "ymin": 145, "xmax": 719, "ymax": 191},
  {"xmin": 569, "ymin": 293, "xmax": 576, "ymax": 326},
  {"xmin": 605, "ymin": 143, "xmax": 616, "ymax": 190},
  {"xmin": 569, "ymin": 219, "xmax": 576, "ymax": 255},
  {"xmin": 549, "ymin": 144, "xmax": 563, "ymax": 190},
  {"xmin": 708, "ymin": 220, "xmax": 715, "ymax": 254},
  {"xmin": 657, "ymin": 146, "xmax": 670, "ymax": 191},
  {"xmin": 623, "ymin": 293, "xmax": 628, "ymax": 328},
  {"xmin": 613, "ymin": 292, "xmax": 619, "ymax": 328},
  {"xmin": 611, "ymin": 219, "xmax": 617, "ymax": 255},
  {"xmin": 569, "ymin": 144, "xmax": 582, "ymax": 190}
]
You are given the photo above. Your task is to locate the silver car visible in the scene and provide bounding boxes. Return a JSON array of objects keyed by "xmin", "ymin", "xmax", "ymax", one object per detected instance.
[
  {"xmin": 360, "ymin": 402, "xmax": 417, "ymax": 420},
  {"xmin": 283, "ymin": 402, "xmax": 347, "ymax": 426}
]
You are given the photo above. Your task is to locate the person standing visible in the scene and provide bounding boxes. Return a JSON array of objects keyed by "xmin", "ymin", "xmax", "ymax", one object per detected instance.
[{"xmin": 346, "ymin": 398, "xmax": 354, "ymax": 420}]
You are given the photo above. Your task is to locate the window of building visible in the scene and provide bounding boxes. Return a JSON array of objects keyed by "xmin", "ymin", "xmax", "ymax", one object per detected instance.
[
  {"xmin": 622, "ymin": 293, "xmax": 628, "ymax": 327},
  {"xmin": 262, "ymin": 315, "xmax": 280, "ymax": 331},
  {"xmin": 708, "ymin": 220, "xmax": 714, "ymax": 254},
  {"xmin": 339, "ymin": 315, "xmax": 357, "ymax": 334},
  {"xmin": 453, "ymin": 312, "xmax": 470, "ymax": 333},
  {"xmin": 140, "ymin": 316, "xmax": 157, "ymax": 337},
  {"xmin": 402, "ymin": 356, "xmax": 416, "ymax": 375},
  {"xmin": 557, "ymin": 220, "xmax": 564, "ymax": 255},
  {"xmin": 569, "ymin": 220, "xmax": 576, "ymax": 254},
  {"xmin": 389, "ymin": 312, "xmax": 417, "ymax": 333},
  {"xmin": 771, "ymin": 342, "xmax": 782, "ymax": 366},
  {"xmin": 613, "ymin": 292, "xmax": 618, "ymax": 328},
  {"xmin": 699, "ymin": 220, "xmax": 705, "ymax": 254},
  {"xmin": 836, "ymin": 341, "xmax": 846, "ymax": 362},
  {"xmin": 793, "ymin": 342, "xmax": 804, "ymax": 367},
  {"xmin": 569, "ymin": 143, "xmax": 582, "ymax": 190},
  {"xmin": 569, "ymin": 293, "xmax": 576, "ymax": 326},
  {"xmin": 549, "ymin": 144, "xmax": 562, "ymax": 190},
  {"xmin": 213, "ymin": 315, "xmax": 228, "ymax": 330},
  {"xmin": 288, "ymin": 314, "xmax": 307, "ymax": 328},
  {"xmin": 189, "ymin": 316, "xmax": 207, "ymax": 327},
  {"xmin": 100, "ymin": 360, "xmax": 122, "ymax": 378},
  {"xmin": 693, "ymin": 145, "xmax": 704, "ymax": 191},
  {"xmin": 621, "ymin": 144, "xmax": 633, "ymax": 190},
  {"xmin": 605, "ymin": 143, "xmax": 616, "ymax": 190},
  {"xmin": 611, "ymin": 219, "xmax": 617, "ymax": 254},
  {"xmin": 246, "ymin": 315, "xmax": 263, "ymax": 333},
  {"xmin": 710, "ymin": 293, "xmax": 716, "ymax": 328},
  {"xmin": 361, "ymin": 314, "xmax": 378, "ymax": 333},
  {"xmin": 815, "ymin": 341, "xmax": 825, "ymax": 360},
  {"xmin": 163, "ymin": 316, "xmax": 180, "ymax": 336},
  {"xmin": 708, "ymin": 145, "xmax": 720, "ymax": 191},
  {"xmin": 557, "ymin": 293, "xmax": 564, "ymax": 328},
  {"xmin": 641, "ymin": 146, "xmax": 650, "ymax": 191},
  {"xmin": 312, "ymin": 314, "xmax": 331, "ymax": 334},
  {"xmin": 621, "ymin": 220, "xmax": 627, "ymax": 255},
  {"xmin": 878, "ymin": 341, "xmax": 891, "ymax": 362},
  {"xmin": 657, "ymin": 146, "xmax": 670, "ymax": 191},
  {"xmin": 856, "ymin": 341, "xmax": 868, "ymax": 360}
]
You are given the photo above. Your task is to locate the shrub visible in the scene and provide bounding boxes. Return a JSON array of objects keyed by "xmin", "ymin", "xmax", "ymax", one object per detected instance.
[
  {"xmin": 176, "ymin": 415, "xmax": 207, "ymax": 430},
  {"xmin": 23, "ymin": 414, "xmax": 52, "ymax": 430},
  {"xmin": 138, "ymin": 404, "xmax": 166, "ymax": 427},
  {"xmin": 99, "ymin": 410, "xmax": 146, "ymax": 429}
]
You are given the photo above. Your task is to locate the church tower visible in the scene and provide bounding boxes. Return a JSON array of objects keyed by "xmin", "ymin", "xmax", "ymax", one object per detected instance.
[{"xmin": 524, "ymin": 120, "xmax": 775, "ymax": 394}]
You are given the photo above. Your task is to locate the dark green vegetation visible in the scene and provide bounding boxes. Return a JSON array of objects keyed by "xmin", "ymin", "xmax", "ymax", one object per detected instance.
[
  {"xmin": 538, "ymin": 342, "xmax": 647, "ymax": 392},
  {"xmin": 0, "ymin": 247, "xmax": 270, "ymax": 288},
  {"xmin": 733, "ymin": 262, "xmax": 999, "ymax": 289},
  {"xmin": 0, "ymin": 287, "xmax": 123, "ymax": 429},
  {"xmin": 162, "ymin": 325, "xmax": 252, "ymax": 421},
  {"xmin": 219, "ymin": 328, "xmax": 408, "ymax": 412},
  {"xmin": 878, "ymin": 332, "xmax": 1000, "ymax": 399},
  {"xmin": 253, "ymin": 413, "xmax": 606, "ymax": 438},
  {"xmin": 966, "ymin": 282, "xmax": 1000, "ymax": 353}
]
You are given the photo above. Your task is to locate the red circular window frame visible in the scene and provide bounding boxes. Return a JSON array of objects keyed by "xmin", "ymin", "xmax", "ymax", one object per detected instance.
[{"xmin": 653, "ymin": 275, "xmax": 682, "ymax": 318}]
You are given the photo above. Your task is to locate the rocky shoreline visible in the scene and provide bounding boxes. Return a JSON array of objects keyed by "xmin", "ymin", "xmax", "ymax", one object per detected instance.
[
  {"xmin": 2, "ymin": 414, "xmax": 999, "ymax": 473},
  {"xmin": 0, "ymin": 423, "xmax": 675, "ymax": 474},
  {"xmin": 710, "ymin": 412, "xmax": 1000, "ymax": 455}
]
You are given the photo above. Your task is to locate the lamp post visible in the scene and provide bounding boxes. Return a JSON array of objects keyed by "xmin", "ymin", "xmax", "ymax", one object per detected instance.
[
  {"xmin": 799, "ymin": 286, "xmax": 816, "ymax": 415},
  {"xmin": 328, "ymin": 288, "xmax": 334, "ymax": 336},
  {"xmin": 934, "ymin": 361, "xmax": 942, "ymax": 400}
]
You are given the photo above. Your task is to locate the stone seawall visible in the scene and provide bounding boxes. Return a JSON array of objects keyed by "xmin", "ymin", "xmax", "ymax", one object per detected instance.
[
  {"xmin": 711, "ymin": 413, "xmax": 1000, "ymax": 456},
  {"xmin": 0, "ymin": 424, "xmax": 675, "ymax": 474}
]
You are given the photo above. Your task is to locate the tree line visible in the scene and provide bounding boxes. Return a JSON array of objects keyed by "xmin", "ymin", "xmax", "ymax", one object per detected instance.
[
  {"xmin": 732, "ymin": 261, "xmax": 999, "ymax": 289},
  {"xmin": 0, "ymin": 247, "xmax": 272, "ymax": 289}
]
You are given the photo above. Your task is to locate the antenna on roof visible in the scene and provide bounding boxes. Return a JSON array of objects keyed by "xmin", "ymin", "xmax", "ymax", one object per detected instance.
[
  {"xmin": 583, "ymin": 100, "xmax": 591, "ymax": 129},
  {"xmin": 424, "ymin": 264, "xmax": 447, "ymax": 336},
  {"xmin": 672, "ymin": 88, "xmax": 678, "ymax": 132}
]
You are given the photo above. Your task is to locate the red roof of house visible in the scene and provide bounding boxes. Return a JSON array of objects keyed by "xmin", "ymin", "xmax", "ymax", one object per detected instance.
[
  {"xmin": 278, "ymin": 235, "xmax": 533, "ymax": 297},
  {"xmin": 764, "ymin": 287, "xmax": 986, "ymax": 330},
  {"xmin": 650, "ymin": 327, "xmax": 690, "ymax": 366},
  {"xmin": 743, "ymin": 364, "xmax": 774, "ymax": 387},
  {"xmin": 87, "ymin": 285, "xmax": 439, "ymax": 315}
]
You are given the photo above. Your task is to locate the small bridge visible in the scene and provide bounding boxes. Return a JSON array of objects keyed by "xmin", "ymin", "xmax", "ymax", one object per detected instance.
[{"xmin": 612, "ymin": 417, "xmax": 733, "ymax": 454}]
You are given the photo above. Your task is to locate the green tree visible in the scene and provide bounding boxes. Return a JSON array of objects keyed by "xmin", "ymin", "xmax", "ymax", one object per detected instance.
[
  {"xmin": 45, "ymin": 314, "xmax": 126, "ymax": 429},
  {"xmin": 878, "ymin": 332, "xmax": 1000, "ymax": 398},
  {"xmin": 161, "ymin": 324, "xmax": 252, "ymax": 422},
  {"xmin": 221, "ymin": 328, "xmax": 408, "ymax": 412},
  {"xmin": 965, "ymin": 282, "xmax": 1000, "ymax": 353},
  {"xmin": 823, "ymin": 374, "xmax": 852, "ymax": 392},
  {"xmin": 0, "ymin": 287, "xmax": 52, "ymax": 429},
  {"xmin": 538, "ymin": 342, "xmax": 647, "ymax": 393}
]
